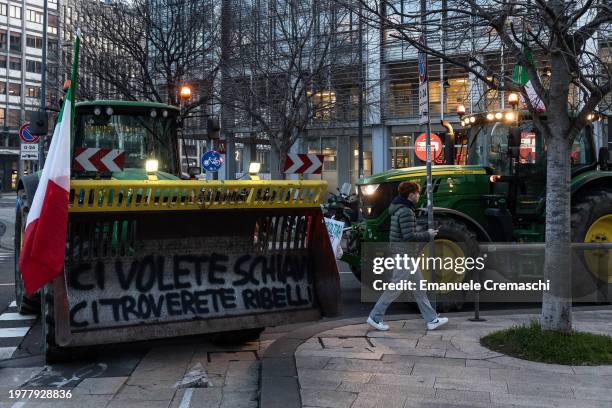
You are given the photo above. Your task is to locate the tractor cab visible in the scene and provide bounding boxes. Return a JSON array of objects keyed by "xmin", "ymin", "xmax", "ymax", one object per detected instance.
[
  {"xmin": 72, "ymin": 101, "xmax": 181, "ymax": 180},
  {"xmin": 460, "ymin": 111, "xmax": 598, "ymax": 240}
]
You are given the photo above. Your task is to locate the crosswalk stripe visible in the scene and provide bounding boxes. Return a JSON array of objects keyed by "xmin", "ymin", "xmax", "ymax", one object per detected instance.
[
  {"xmin": 9, "ymin": 301, "xmax": 16, "ymax": 307},
  {"xmin": 0, "ymin": 346, "xmax": 17, "ymax": 359},
  {"xmin": 0, "ymin": 313, "xmax": 36, "ymax": 321},
  {"xmin": 0, "ymin": 327, "xmax": 30, "ymax": 338}
]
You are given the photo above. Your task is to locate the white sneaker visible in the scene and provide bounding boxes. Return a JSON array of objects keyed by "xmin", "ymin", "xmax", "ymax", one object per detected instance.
[
  {"xmin": 427, "ymin": 317, "xmax": 449, "ymax": 331},
  {"xmin": 367, "ymin": 316, "xmax": 389, "ymax": 331}
]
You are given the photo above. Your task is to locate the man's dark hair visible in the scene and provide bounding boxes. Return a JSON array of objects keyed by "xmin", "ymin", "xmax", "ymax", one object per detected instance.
[{"xmin": 398, "ymin": 181, "xmax": 421, "ymax": 197}]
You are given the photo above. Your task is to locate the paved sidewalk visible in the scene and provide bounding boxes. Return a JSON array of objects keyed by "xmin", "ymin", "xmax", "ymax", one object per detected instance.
[
  {"xmin": 292, "ymin": 309, "xmax": 612, "ymax": 408},
  {"xmin": 0, "ymin": 323, "xmax": 310, "ymax": 408}
]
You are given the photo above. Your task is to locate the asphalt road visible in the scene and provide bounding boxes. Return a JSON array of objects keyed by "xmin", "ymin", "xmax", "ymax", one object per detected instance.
[{"xmin": 0, "ymin": 194, "xmax": 16, "ymax": 317}]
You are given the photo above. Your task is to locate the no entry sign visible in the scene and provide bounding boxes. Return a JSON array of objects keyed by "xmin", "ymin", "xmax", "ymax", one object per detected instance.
[{"xmin": 414, "ymin": 133, "xmax": 442, "ymax": 162}]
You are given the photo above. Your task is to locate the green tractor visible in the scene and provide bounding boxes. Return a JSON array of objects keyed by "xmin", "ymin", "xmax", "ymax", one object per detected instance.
[{"xmin": 343, "ymin": 110, "xmax": 612, "ymax": 306}]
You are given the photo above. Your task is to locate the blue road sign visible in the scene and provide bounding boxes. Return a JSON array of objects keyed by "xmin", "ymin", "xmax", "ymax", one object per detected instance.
[{"xmin": 201, "ymin": 150, "xmax": 223, "ymax": 172}]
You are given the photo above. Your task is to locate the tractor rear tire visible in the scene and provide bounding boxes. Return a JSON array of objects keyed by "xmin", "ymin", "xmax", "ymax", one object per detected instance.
[
  {"xmin": 427, "ymin": 217, "xmax": 480, "ymax": 312},
  {"xmin": 41, "ymin": 284, "xmax": 74, "ymax": 364},
  {"xmin": 571, "ymin": 188, "xmax": 612, "ymax": 300},
  {"xmin": 14, "ymin": 189, "xmax": 40, "ymax": 315}
]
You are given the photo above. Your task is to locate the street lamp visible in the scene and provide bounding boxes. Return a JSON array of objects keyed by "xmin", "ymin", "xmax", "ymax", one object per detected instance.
[
  {"xmin": 178, "ymin": 84, "xmax": 192, "ymax": 178},
  {"xmin": 180, "ymin": 84, "xmax": 192, "ymax": 100}
]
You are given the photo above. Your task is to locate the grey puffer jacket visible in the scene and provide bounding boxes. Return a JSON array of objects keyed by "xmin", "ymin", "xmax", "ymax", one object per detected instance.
[{"xmin": 388, "ymin": 196, "xmax": 430, "ymax": 242}]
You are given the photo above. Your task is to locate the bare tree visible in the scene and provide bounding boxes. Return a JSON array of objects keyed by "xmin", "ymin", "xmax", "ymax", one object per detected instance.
[
  {"xmin": 348, "ymin": 0, "xmax": 611, "ymax": 332},
  {"xmin": 219, "ymin": 0, "xmax": 377, "ymax": 177},
  {"xmin": 69, "ymin": 0, "xmax": 220, "ymax": 118}
]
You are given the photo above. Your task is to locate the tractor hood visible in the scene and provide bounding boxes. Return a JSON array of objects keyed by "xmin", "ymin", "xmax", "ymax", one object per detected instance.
[{"xmin": 358, "ymin": 165, "xmax": 488, "ymax": 185}]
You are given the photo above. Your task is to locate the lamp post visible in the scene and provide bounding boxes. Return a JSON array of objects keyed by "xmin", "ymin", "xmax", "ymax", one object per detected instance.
[{"xmin": 179, "ymin": 84, "xmax": 192, "ymax": 177}]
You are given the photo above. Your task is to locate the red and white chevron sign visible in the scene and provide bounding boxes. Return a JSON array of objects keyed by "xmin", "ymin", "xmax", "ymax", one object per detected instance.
[
  {"xmin": 73, "ymin": 147, "xmax": 126, "ymax": 172},
  {"xmin": 283, "ymin": 153, "xmax": 324, "ymax": 174}
]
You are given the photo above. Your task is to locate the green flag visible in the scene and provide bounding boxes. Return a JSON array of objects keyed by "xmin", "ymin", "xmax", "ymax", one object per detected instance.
[{"xmin": 512, "ymin": 44, "xmax": 533, "ymax": 86}]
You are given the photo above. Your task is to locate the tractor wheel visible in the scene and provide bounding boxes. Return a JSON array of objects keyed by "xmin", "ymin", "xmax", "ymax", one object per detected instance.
[
  {"xmin": 41, "ymin": 284, "xmax": 73, "ymax": 363},
  {"xmin": 14, "ymin": 189, "xmax": 40, "ymax": 315},
  {"xmin": 571, "ymin": 188, "xmax": 612, "ymax": 300},
  {"xmin": 210, "ymin": 328, "xmax": 265, "ymax": 345},
  {"xmin": 421, "ymin": 217, "xmax": 480, "ymax": 312}
]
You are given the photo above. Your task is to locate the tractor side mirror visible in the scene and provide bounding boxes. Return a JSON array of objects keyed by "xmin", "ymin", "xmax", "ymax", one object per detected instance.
[
  {"xmin": 441, "ymin": 120, "xmax": 456, "ymax": 164},
  {"xmin": 598, "ymin": 147, "xmax": 610, "ymax": 171},
  {"xmin": 29, "ymin": 110, "xmax": 48, "ymax": 136},
  {"xmin": 188, "ymin": 166, "xmax": 201, "ymax": 179},
  {"xmin": 508, "ymin": 127, "xmax": 521, "ymax": 158}
]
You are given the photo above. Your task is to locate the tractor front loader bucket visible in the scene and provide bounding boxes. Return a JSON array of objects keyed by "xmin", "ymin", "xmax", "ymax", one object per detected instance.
[{"xmin": 47, "ymin": 180, "xmax": 340, "ymax": 352}]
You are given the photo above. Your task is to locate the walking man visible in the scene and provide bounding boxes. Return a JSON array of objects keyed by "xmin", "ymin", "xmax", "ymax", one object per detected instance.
[{"xmin": 367, "ymin": 181, "xmax": 448, "ymax": 331}]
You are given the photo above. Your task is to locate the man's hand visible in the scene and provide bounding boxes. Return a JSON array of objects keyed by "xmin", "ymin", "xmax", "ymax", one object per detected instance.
[{"xmin": 428, "ymin": 229, "xmax": 439, "ymax": 239}]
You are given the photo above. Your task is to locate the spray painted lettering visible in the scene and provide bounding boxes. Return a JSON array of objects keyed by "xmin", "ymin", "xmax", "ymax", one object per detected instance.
[{"xmin": 67, "ymin": 245, "xmax": 313, "ymax": 329}]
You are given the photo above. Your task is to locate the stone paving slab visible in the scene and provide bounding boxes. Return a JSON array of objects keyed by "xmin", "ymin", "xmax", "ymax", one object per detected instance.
[{"xmin": 291, "ymin": 309, "xmax": 612, "ymax": 408}]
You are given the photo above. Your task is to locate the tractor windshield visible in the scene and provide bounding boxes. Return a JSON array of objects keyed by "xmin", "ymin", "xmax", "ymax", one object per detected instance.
[
  {"xmin": 466, "ymin": 120, "xmax": 543, "ymax": 175},
  {"xmin": 74, "ymin": 107, "xmax": 178, "ymax": 175}
]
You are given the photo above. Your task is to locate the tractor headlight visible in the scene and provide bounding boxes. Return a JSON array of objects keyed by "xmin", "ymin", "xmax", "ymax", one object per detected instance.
[
  {"xmin": 145, "ymin": 159, "xmax": 159, "ymax": 173},
  {"xmin": 360, "ymin": 184, "xmax": 380, "ymax": 196}
]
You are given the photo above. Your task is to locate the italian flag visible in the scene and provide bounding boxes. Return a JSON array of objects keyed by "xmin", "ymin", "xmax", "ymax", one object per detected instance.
[
  {"xmin": 19, "ymin": 33, "xmax": 80, "ymax": 295},
  {"xmin": 512, "ymin": 42, "xmax": 546, "ymax": 112}
]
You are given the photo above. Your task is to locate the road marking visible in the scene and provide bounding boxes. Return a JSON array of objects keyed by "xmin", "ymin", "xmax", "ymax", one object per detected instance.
[
  {"xmin": 0, "ymin": 327, "xmax": 30, "ymax": 338},
  {"xmin": 1, "ymin": 301, "xmax": 37, "ymax": 361},
  {"xmin": 0, "ymin": 312, "xmax": 36, "ymax": 321},
  {"xmin": 11, "ymin": 402, "xmax": 26, "ymax": 408},
  {"xmin": 0, "ymin": 346, "xmax": 17, "ymax": 359},
  {"xmin": 0, "ymin": 283, "xmax": 15, "ymax": 286},
  {"xmin": 179, "ymin": 388, "xmax": 194, "ymax": 408}
]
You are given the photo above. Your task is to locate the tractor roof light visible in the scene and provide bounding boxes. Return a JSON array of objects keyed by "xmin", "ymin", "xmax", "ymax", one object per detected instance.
[
  {"xmin": 469, "ymin": 116, "xmax": 476, "ymax": 123},
  {"xmin": 505, "ymin": 111, "xmax": 515, "ymax": 121},
  {"xmin": 145, "ymin": 159, "xmax": 159, "ymax": 173},
  {"xmin": 508, "ymin": 92, "xmax": 519, "ymax": 108},
  {"xmin": 105, "ymin": 107, "xmax": 114, "ymax": 116},
  {"xmin": 456, "ymin": 104, "xmax": 466, "ymax": 117},
  {"xmin": 495, "ymin": 112, "xmax": 503, "ymax": 120},
  {"xmin": 486, "ymin": 113, "xmax": 495, "ymax": 121},
  {"xmin": 586, "ymin": 113, "xmax": 595, "ymax": 121},
  {"xmin": 248, "ymin": 161, "xmax": 261, "ymax": 174}
]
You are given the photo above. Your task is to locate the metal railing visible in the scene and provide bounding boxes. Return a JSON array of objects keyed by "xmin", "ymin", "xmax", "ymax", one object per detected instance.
[{"xmin": 68, "ymin": 180, "xmax": 327, "ymax": 212}]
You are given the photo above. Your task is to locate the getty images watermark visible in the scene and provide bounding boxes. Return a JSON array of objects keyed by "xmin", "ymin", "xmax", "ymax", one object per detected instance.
[
  {"xmin": 371, "ymin": 253, "xmax": 551, "ymax": 292},
  {"xmin": 356, "ymin": 242, "xmax": 609, "ymax": 304}
]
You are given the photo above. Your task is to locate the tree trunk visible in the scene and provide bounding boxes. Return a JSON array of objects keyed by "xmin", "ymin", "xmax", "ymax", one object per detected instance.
[{"xmin": 540, "ymin": 55, "xmax": 573, "ymax": 333}]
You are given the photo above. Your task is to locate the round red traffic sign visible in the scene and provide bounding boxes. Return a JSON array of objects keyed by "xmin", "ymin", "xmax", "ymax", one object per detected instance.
[
  {"xmin": 414, "ymin": 132, "xmax": 443, "ymax": 162},
  {"xmin": 19, "ymin": 123, "xmax": 39, "ymax": 143}
]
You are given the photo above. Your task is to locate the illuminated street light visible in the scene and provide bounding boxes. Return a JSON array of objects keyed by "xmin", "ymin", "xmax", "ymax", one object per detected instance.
[{"xmin": 180, "ymin": 84, "xmax": 192, "ymax": 100}]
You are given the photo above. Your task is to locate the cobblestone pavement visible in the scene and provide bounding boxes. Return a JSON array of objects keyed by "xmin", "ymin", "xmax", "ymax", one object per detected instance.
[
  {"xmin": 0, "ymin": 323, "xmax": 309, "ymax": 408},
  {"xmin": 295, "ymin": 310, "xmax": 612, "ymax": 408}
]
